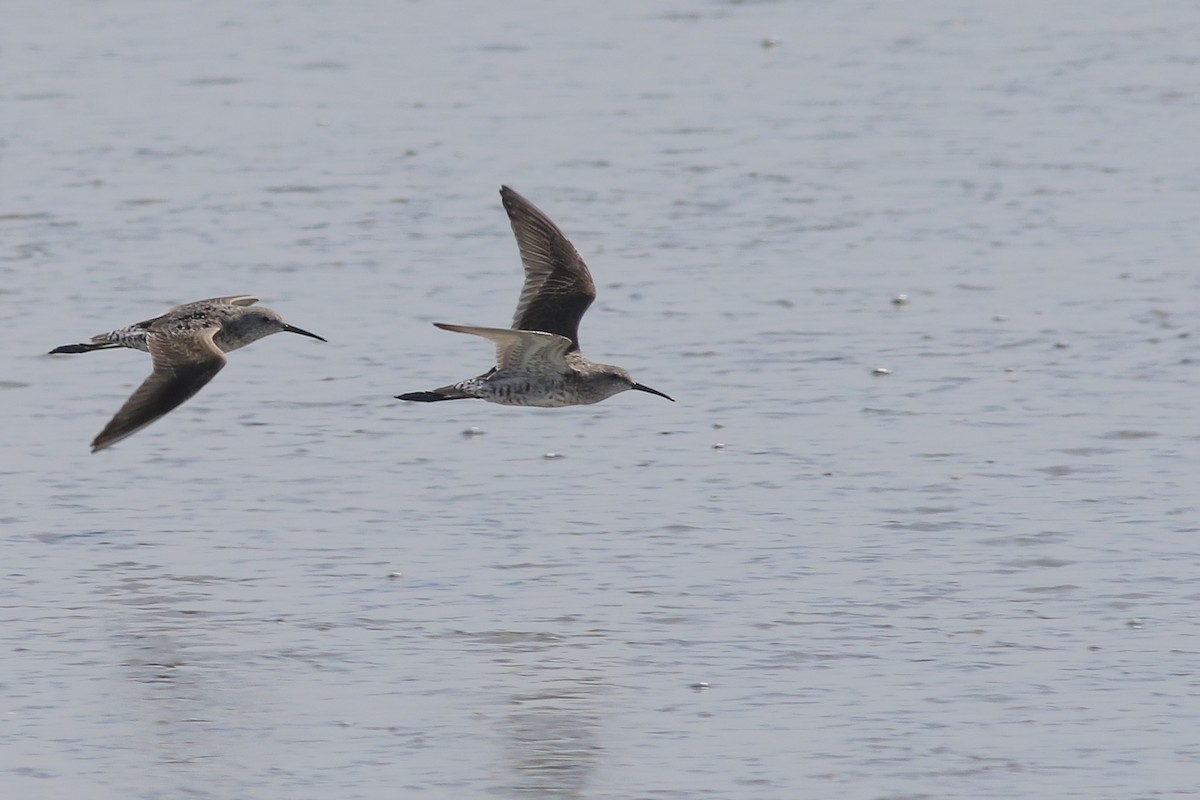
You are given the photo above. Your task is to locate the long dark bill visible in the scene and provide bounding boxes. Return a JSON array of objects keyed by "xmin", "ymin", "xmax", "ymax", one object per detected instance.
[
  {"xmin": 283, "ymin": 324, "xmax": 327, "ymax": 342},
  {"xmin": 631, "ymin": 383, "xmax": 674, "ymax": 402}
]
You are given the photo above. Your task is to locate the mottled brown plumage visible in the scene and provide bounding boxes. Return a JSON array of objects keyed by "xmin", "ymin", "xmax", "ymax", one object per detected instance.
[{"xmin": 51, "ymin": 295, "xmax": 325, "ymax": 451}]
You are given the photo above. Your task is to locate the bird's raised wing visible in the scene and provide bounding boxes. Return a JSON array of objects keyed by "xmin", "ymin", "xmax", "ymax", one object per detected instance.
[{"xmin": 500, "ymin": 186, "xmax": 595, "ymax": 350}]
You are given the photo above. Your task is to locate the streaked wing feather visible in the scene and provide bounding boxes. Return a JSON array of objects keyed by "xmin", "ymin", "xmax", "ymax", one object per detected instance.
[
  {"xmin": 434, "ymin": 323, "xmax": 573, "ymax": 371},
  {"xmin": 91, "ymin": 327, "xmax": 226, "ymax": 452},
  {"xmin": 171, "ymin": 295, "xmax": 259, "ymax": 310},
  {"xmin": 500, "ymin": 186, "xmax": 595, "ymax": 350},
  {"xmin": 133, "ymin": 296, "xmax": 258, "ymax": 329}
]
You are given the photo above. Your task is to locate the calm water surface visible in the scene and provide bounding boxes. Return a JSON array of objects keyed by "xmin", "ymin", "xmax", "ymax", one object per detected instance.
[{"xmin": 2, "ymin": 1, "xmax": 1198, "ymax": 798}]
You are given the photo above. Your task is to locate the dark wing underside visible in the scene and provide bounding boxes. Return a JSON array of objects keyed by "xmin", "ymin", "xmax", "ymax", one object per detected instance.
[
  {"xmin": 91, "ymin": 327, "xmax": 226, "ymax": 452},
  {"xmin": 500, "ymin": 186, "xmax": 596, "ymax": 352}
]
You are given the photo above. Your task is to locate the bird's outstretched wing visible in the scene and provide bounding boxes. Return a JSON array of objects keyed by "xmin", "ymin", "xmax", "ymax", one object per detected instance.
[
  {"xmin": 130, "ymin": 296, "xmax": 258, "ymax": 330},
  {"xmin": 91, "ymin": 326, "xmax": 226, "ymax": 452},
  {"xmin": 433, "ymin": 323, "xmax": 574, "ymax": 372},
  {"xmin": 171, "ymin": 295, "xmax": 259, "ymax": 310},
  {"xmin": 500, "ymin": 186, "xmax": 595, "ymax": 351}
]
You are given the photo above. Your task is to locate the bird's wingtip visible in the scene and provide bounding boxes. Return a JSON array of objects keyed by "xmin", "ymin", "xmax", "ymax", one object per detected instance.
[{"xmin": 499, "ymin": 185, "xmax": 526, "ymax": 206}]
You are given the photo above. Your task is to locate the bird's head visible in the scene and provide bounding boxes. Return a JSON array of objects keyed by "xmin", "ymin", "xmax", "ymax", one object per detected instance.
[
  {"xmin": 592, "ymin": 365, "xmax": 674, "ymax": 403},
  {"xmin": 226, "ymin": 307, "xmax": 327, "ymax": 346}
]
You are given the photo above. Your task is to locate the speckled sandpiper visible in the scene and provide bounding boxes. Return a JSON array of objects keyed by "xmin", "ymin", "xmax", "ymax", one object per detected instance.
[
  {"xmin": 50, "ymin": 295, "xmax": 326, "ymax": 452},
  {"xmin": 396, "ymin": 186, "xmax": 673, "ymax": 407}
]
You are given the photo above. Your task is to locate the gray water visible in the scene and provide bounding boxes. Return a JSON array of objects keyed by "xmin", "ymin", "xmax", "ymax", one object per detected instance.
[{"xmin": 2, "ymin": 1, "xmax": 1198, "ymax": 797}]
